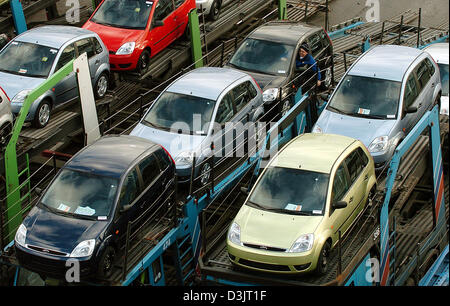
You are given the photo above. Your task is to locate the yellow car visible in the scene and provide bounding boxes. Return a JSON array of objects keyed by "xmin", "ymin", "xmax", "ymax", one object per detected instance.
[{"xmin": 227, "ymin": 133, "xmax": 377, "ymax": 275}]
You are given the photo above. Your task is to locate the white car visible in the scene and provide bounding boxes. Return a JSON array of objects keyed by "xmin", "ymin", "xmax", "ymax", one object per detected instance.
[
  {"xmin": 0, "ymin": 86, "xmax": 13, "ymax": 149},
  {"xmin": 196, "ymin": 0, "xmax": 231, "ymax": 21},
  {"xmin": 424, "ymin": 43, "xmax": 449, "ymax": 116}
]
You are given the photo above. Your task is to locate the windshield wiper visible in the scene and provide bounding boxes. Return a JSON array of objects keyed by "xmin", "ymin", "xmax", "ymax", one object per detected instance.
[
  {"xmin": 351, "ymin": 113, "xmax": 386, "ymax": 119},
  {"xmin": 246, "ymin": 200, "xmax": 269, "ymax": 210},
  {"xmin": 327, "ymin": 105, "xmax": 351, "ymax": 116}
]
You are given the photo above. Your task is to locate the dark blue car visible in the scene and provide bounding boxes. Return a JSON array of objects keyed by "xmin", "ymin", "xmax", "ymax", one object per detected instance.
[{"xmin": 14, "ymin": 135, "xmax": 175, "ymax": 280}]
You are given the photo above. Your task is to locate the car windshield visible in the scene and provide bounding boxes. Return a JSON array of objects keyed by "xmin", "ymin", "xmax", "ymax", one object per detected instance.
[
  {"xmin": 0, "ymin": 41, "xmax": 58, "ymax": 78},
  {"xmin": 438, "ymin": 63, "xmax": 449, "ymax": 96},
  {"xmin": 229, "ymin": 38, "xmax": 295, "ymax": 76},
  {"xmin": 143, "ymin": 92, "xmax": 215, "ymax": 135},
  {"xmin": 40, "ymin": 169, "xmax": 119, "ymax": 219},
  {"xmin": 327, "ymin": 75, "xmax": 402, "ymax": 119},
  {"xmin": 247, "ymin": 167, "xmax": 329, "ymax": 215},
  {"xmin": 91, "ymin": 0, "xmax": 153, "ymax": 30}
]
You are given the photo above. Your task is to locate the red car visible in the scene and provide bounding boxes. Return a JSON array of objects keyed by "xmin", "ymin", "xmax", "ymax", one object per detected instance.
[{"xmin": 83, "ymin": 0, "xmax": 195, "ymax": 73}]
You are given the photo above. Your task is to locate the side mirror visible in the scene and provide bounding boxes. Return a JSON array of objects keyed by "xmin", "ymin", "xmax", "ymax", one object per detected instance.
[
  {"xmin": 87, "ymin": 8, "xmax": 94, "ymax": 15},
  {"xmin": 332, "ymin": 201, "xmax": 347, "ymax": 209},
  {"xmin": 406, "ymin": 106, "xmax": 418, "ymax": 114},
  {"xmin": 153, "ymin": 20, "xmax": 164, "ymax": 28},
  {"xmin": 35, "ymin": 187, "xmax": 42, "ymax": 196},
  {"xmin": 120, "ymin": 204, "xmax": 132, "ymax": 213},
  {"xmin": 319, "ymin": 92, "xmax": 330, "ymax": 101},
  {"xmin": 295, "ymin": 66, "xmax": 307, "ymax": 74},
  {"xmin": 240, "ymin": 186, "xmax": 249, "ymax": 195}
]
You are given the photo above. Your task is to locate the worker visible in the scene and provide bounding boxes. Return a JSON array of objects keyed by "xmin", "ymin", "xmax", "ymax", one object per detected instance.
[{"xmin": 296, "ymin": 43, "xmax": 322, "ymax": 88}]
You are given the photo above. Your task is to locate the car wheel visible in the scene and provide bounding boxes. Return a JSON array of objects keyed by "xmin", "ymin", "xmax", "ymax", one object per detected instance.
[
  {"xmin": 208, "ymin": 0, "xmax": 221, "ymax": 21},
  {"xmin": 316, "ymin": 241, "xmax": 331, "ymax": 275},
  {"xmin": 97, "ymin": 246, "xmax": 116, "ymax": 279},
  {"xmin": 137, "ymin": 49, "xmax": 151, "ymax": 75},
  {"xmin": 94, "ymin": 72, "xmax": 109, "ymax": 99},
  {"xmin": 198, "ymin": 162, "xmax": 211, "ymax": 186},
  {"xmin": 33, "ymin": 100, "xmax": 51, "ymax": 128},
  {"xmin": 0, "ymin": 122, "xmax": 12, "ymax": 149}
]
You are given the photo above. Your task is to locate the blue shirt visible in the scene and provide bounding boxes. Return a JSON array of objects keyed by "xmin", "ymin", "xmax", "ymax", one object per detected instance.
[{"xmin": 296, "ymin": 54, "xmax": 321, "ymax": 80}]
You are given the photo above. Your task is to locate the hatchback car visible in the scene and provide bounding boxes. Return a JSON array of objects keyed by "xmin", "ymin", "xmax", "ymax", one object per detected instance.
[
  {"xmin": 227, "ymin": 133, "xmax": 376, "ymax": 275},
  {"xmin": 196, "ymin": 0, "xmax": 231, "ymax": 21},
  {"xmin": 83, "ymin": 0, "xmax": 195, "ymax": 73},
  {"xmin": 313, "ymin": 45, "xmax": 441, "ymax": 170},
  {"xmin": 226, "ymin": 21, "xmax": 333, "ymax": 116},
  {"xmin": 0, "ymin": 86, "xmax": 13, "ymax": 149},
  {"xmin": 130, "ymin": 67, "xmax": 264, "ymax": 185},
  {"xmin": 15, "ymin": 135, "xmax": 175, "ymax": 280},
  {"xmin": 424, "ymin": 43, "xmax": 449, "ymax": 116},
  {"xmin": 0, "ymin": 25, "xmax": 110, "ymax": 128}
]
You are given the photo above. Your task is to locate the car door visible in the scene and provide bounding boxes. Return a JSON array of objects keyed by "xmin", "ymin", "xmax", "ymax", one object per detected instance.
[
  {"xmin": 415, "ymin": 59, "xmax": 434, "ymax": 119},
  {"xmin": 212, "ymin": 90, "xmax": 235, "ymax": 161},
  {"xmin": 173, "ymin": 0, "xmax": 190, "ymax": 38},
  {"xmin": 53, "ymin": 43, "xmax": 78, "ymax": 106},
  {"xmin": 74, "ymin": 37, "xmax": 99, "ymax": 82},
  {"xmin": 401, "ymin": 71, "xmax": 421, "ymax": 134},
  {"xmin": 328, "ymin": 161, "xmax": 352, "ymax": 244},
  {"xmin": 150, "ymin": 0, "xmax": 177, "ymax": 55}
]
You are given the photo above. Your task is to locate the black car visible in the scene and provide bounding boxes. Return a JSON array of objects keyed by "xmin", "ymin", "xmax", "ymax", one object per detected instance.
[
  {"xmin": 14, "ymin": 135, "xmax": 175, "ymax": 280},
  {"xmin": 226, "ymin": 21, "xmax": 333, "ymax": 117}
]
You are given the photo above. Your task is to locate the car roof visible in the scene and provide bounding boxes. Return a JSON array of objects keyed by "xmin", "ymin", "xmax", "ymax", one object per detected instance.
[
  {"xmin": 248, "ymin": 21, "xmax": 319, "ymax": 45},
  {"xmin": 424, "ymin": 43, "xmax": 449, "ymax": 65},
  {"xmin": 15, "ymin": 25, "xmax": 95, "ymax": 49},
  {"xmin": 272, "ymin": 133, "xmax": 357, "ymax": 174},
  {"xmin": 166, "ymin": 67, "xmax": 248, "ymax": 101},
  {"xmin": 349, "ymin": 45, "xmax": 423, "ymax": 82},
  {"xmin": 65, "ymin": 135, "xmax": 159, "ymax": 178}
]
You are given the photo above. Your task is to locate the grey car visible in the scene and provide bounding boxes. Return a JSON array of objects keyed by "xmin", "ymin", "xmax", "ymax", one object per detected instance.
[
  {"xmin": 313, "ymin": 45, "xmax": 441, "ymax": 170},
  {"xmin": 196, "ymin": 0, "xmax": 232, "ymax": 21},
  {"xmin": 130, "ymin": 67, "xmax": 264, "ymax": 184},
  {"xmin": 0, "ymin": 25, "xmax": 110, "ymax": 128},
  {"xmin": 0, "ymin": 86, "xmax": 13, "ymax": 149}
]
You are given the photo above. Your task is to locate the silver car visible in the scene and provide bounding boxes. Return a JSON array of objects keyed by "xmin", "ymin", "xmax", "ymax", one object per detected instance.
[
  {"xmin": 313, "ymin": 45, "xmax": 441, "ymax": 170},
  {"xmin": 130, "ymin": 67, "xmax": 264, "ymax": 184},
  {"xmin": 424, "ymin": 43, "xmax": 449, "ymax": 116},
  {"xmin": 0, "ymin": 86, "xmax": 13, "ymax": 149},
  {"xmin": 0, "ymin": 25, "xmax": 110, "ymax": 128},
  {"xmin": 196, "ymin": 0, "xmax": 231, "ymax": 21}
]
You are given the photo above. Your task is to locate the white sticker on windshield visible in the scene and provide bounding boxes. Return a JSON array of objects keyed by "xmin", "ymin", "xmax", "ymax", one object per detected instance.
[
  {"xmin": 358, "ymin": 108, "xmax": 370, "ymax": 115},
  {"xmin": 387, "ymin": 115, "xmax": 395, "ymax": 119},
  {"xmin": 195, "ymin": 131, "xmax": 205, "ymax": 134},
  {"xmin": 74, "ymin": 206, "xmax": 96, "ymax": 216},
  {"xmin": 98, "ymin": 216, "xmax": 107, "ymax": 221},
  {"xmin": 312, "ymin": 210, "xmax": 323, "ymax": 215},
  {"xmin": 18, "ymin": 69, "xmax": 27, "ymax": 74},
  {"xmin": 285, "ymin": 204, "xmax": 302, "ymax": 211},
  {"xmin": 57, "ymin": 203, "xmax": 71, "ymax": 212},
  {"xmin": 278, "ymin": 70, "xmax": 286, "ymax": 74}
]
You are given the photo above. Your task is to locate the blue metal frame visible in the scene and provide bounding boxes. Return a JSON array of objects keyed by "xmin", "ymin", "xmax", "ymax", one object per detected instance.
[
  {"xmin": 419, "ymin": 245, "xmax": 449, "ymax": 286},
  {"xmin": 9, "ymin": 0, "xmax": 27, "ymax": 34}
]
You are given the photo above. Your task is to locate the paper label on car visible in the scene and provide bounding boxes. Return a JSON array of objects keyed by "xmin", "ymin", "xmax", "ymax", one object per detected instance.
[
  {"xmin": 278, "ymin": 70, "xmax": 286, "ymax": 74},
  {"xmin": 57, "ymin": 203, "xmax": 71, "ymax": 212},
  {"xmin": 18, "ymin": 69, "xmax": 27, "ymax": 74},
  {"xmin": 42, "ymin": 57, "xmax": 48, "ymax": 62},
  {"xmin": 387, "ymin": 114, "xmax": 395, "ymax": 119},
  {"xmin": 50, "ymin": 49, "xmax": 58, "ymax": 54},
  {"xmin": 74, "ymin": 206, "xmax": 96, "ymax": 216},
  {"xmin": 312, "ymin": 210, "xmax": 323, "ymax": 215},
  {"xmin": 97, "ymin": 216, "xmax": 107, "ymax": 221},
  {"xmin": 285, "ymin": 204, "xmax": 302, "ymax": 211},
  {"xmin": 358, "ymin": 108, "xmax": 370, "ymax": 115},
  {"xmin": 135, "ymin": 7, "xmax": 140, "ymax": 12}
]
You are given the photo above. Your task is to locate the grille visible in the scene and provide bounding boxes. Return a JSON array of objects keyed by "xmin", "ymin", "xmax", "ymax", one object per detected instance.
[
  {"xmin": 27, "ymin": 245, "xmax": 68, "ymax": 257},
  {"xmin": 243, "ymin": 243, "xmax": 286, "ymax": 252},
  {"xmin": 238, "ymin": 258, "xmax": 291, "ymax": 272}
]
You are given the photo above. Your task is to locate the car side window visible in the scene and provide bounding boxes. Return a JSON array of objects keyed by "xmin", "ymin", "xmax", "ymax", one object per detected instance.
[
  {"xmin": 320, "ymin": 30, "xmax": 331, "ymax": 50},
  {"xmin": 246, "ymin": 80, "xmax": 258, "ymax": 99},
  {"xmin": 138, "ymin": 154, "xmax": 161, "ymax": 188},
  {"xmin": 331, "ymin": 163, "xmax": 350, "ymax": 209},
  {"xmin": 215, "ymin": 92, "xmax": 234, "ymax": 124},
  {"xmin": 93, "ymin": 37, "xmax": 103, "ymax": 54},
  {"xmin": 153, "ymin": 0, "xmax": 174, "ymax": 21},
  {"xmin": 174, "ymin": 0, "xmax": 185, "ymax": 8},
  {"xmin": 307, "ymin": 32, "xmax": 323, "ymax": 57},
  {"xmin": 403, "ymin": 73, "xmax": 419, "ymax": 109},
  {"xmin": 118, "ymin": 168, "xmax": 140, "ymax": 208},
  {"xmin": 155, "ymin": 148, "xmax": 172, "ymax": 171},
  {"xmin": 233, "ymin": 82, "xmax": 252, "ymax": 113},
  {"xmin": 75, "ymin": 38, "xmax": 96, "ymax": 59},
  {"xmin": 416, "ymin": 60, "xmax": 432, "ymax": 89},
  {"xmin": 345, "ymin": 149, "xmax": 365, "ymax": 184},
  {"xmin": 56, "ymin": 44, "xmax": 76, "ymax": 71},
  {"xmin": 356, "ymin": 147, "xmax": 369, "ymax": 167},
  {"xmin": 424, "ymin": 57, "xmax": 435, "ymax": 77}
]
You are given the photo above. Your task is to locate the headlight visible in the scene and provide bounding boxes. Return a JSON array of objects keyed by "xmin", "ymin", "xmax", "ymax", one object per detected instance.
[
  {"xmin": 174, "ymin": 151, "xmax": 194, "ymax": 166},
  {"xmin": 116, "ymin": 42, "xmax": 135, "ymax": 55},
  {"xmin": 368, "ymin": 136, "xmax": 389, "ymax": 153},
  {"xmin": 12, "ymin": 89, "xmax": 33, "ymax": 103},
  {"xmin": 288, "ymin": 233, "xmax": 314, "ymax": 253},
  {"xmin": 70, "ymin": 239, "xmax": 96, "ymax": 258},
  {"xmin": 312, "ymin": 124, "xmax": 322, "ymax": 133},
  {"xmin": 228, "ymin": 222, "xmax": 241, "ymax": 246},
  {"xmin": 262, "ymin": 88, "xmax": 279, "ymax": 103},
  {"xmin": 15, "ymin": 224, "xmax": 27, "ymax": 247}
]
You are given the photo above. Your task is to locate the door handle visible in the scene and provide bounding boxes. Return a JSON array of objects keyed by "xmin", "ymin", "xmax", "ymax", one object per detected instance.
[
  {"xmin": 431, "ymin": 82, "xmax": 435, "ymax": 88},
  {"xmin": 418, "ymin": 103, "xmax": 422, "ymax": 108},
  {"xmin": 95, "ymin": 60, "xmax": 100, "ymax": 65},
  {"xmin": 349, "ymin": 196, "xmax": 354, "ymax": 203},
  {"xmin": 364, "ymin": 174, "xmax": 369, "ymax": 181}
]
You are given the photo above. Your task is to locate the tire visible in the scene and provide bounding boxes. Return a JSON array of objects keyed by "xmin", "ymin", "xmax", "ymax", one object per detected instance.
[
  {"xmin": 94, "ymin": 72, "xmax": 109, "ymax": 99},
  {"xmin": 33, "ymin": 100, "xmax": 51, "ymax": 128},
  {"xmin": 137, "ymin": 49, "xmax": 151, "ymax": 75},
  {"xmin": 0, "ymin": 122, "xmax": 12, "ymax": 149},
  {"xmin": 315, "ymin": 241, "xmax": 331, "ymax": 276},
  {"xmin": 208, "ymin": 0, "xmax": 221, "ymax": 21},
  {"xmin": 198, "ymin": 161, "xmax": 211, "ymax": 187},
  {"xmin": 97, "ymin": 246, "xmax": 116, "ymax": 279}
]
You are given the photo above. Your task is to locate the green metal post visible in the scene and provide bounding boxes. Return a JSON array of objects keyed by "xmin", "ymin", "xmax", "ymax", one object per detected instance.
[
  {"xmin": 278, "ymin": 0, "xmax": 287, "ymax": 20},
  {"xmin": 3, "ymin": 59, "xmax": 75, "ymax": 241},
  {"xmin": 189, "ymin": 9, "xmax": 203, "ymax": 68}
]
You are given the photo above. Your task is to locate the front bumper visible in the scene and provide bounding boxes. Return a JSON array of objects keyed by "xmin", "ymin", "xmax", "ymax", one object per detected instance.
[{"xmin": 109, "ymin": 51, "xmax": 140, "ymax": 71}]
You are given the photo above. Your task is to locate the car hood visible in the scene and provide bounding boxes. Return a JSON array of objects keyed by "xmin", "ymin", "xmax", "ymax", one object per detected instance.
[
  {"xmin": 234, "ymin": 205, "xmax": 323, "ymax": 250},
  {"xmin": 0, "ymin": 71, "xmax": 44, "ymax": 100},
  {"xmin": 227, "ymin": 67, "xmax": 286, "ymax": 91},
  {"xmin": 23, "ymin": 206, "xmax": 108, "ymax": 254},
  {"xmin": 315, "ymin": 109, "xmax": 397, "ymax": 147},
  {"xmin": 130, "ymin": 123, "xmax": 206, "ymax": 160},
  {"xmin": 83, "ymin": 21, "xmax": 144, "ymax": 52}
]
